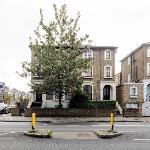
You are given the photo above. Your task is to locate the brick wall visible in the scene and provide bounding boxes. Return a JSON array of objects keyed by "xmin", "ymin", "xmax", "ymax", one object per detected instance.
[
  {"xmin": 121, "ymin": 44, "xmax": 150, "ymax": 83},
  {"xmin": 123, "ymin": 102, "xmax": 142, "ymax": 117}
]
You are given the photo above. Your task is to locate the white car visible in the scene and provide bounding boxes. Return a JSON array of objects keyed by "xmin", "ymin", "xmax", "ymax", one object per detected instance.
[{"xmin": 0, "ymin": 103, "xmax": 10, "ymax": 114}]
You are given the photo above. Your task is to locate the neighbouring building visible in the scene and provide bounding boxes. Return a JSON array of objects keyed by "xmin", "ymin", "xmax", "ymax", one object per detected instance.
[
  {"xmin": 117, "ymin": 42, "xmax": 150, "ymax": 116},
  {"xmin": 0, "ymin": 82, "xmax": 5, "ymax": 102},
  {"xmin": 29, "ymin": 45, "xmax": 118, "ymax": 108},
  {"xmin": 3, "ymin": 87, "xmax": 29, "ymax": 107}
]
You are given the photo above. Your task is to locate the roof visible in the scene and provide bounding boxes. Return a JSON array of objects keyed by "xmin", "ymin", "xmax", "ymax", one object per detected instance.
[
  {"xmin": 120, "ymin": 42, "xmax": 150, "ymax": 62},
  {"xmin": 80, "ymin": 45, "xmax": 118, "ymax": 49}
]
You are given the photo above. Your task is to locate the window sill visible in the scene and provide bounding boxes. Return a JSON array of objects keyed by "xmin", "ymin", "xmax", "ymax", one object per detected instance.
[
  {"xmin": 83, "ymin": 76, "xmax": 94, "ymax": 79},
  {"xmin": 105, "ymin": 59, "xmax": 111, "ymax": 60},
  {"xmin": 104, "ymin": 76, "xmax": 113, "ymax": 79},
  {"xmin": 130, "ymin": 96, "xmax": 138, "ymax": 98}
]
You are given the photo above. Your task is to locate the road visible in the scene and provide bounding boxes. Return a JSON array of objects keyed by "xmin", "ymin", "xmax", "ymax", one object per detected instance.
[{"xmin": 0, "ymin": 121, "xmax": 150, "ymax": 150}]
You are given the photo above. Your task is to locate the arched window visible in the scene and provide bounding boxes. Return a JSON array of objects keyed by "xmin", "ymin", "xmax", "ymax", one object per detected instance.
[{"xmin": 105, "ymin": 50, "xmax": 111, "ymax": 60}]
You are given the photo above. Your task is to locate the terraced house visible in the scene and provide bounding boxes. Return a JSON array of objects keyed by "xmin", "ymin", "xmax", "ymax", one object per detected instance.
[
  {"xmin": 28, "ymin": 46, "xmax": 117, "ymax": 108},
  {"xmin": 117, "ymin": 42, "xmax": 150, "ymax": 116}
]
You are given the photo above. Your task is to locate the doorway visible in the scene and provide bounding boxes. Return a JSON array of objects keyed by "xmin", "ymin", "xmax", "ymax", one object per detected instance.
[{"xmin": 103, "ymin": 85, "xmax": 110, "ymax": 100}]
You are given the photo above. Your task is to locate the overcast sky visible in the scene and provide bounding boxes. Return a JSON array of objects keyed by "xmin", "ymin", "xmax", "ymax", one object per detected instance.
[{"xmin": 0, "ymin": 0, "xmax": 150, "ymax": 92}]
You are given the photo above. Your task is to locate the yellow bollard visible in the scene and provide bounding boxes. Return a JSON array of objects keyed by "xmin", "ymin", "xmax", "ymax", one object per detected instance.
[
  {"xmin": 32, "ymin": 113, "xmax": 36, "ymax": 130},
  {"xmin": 110, "ymin": 113, "xmax": 114, "ymax": 131}
]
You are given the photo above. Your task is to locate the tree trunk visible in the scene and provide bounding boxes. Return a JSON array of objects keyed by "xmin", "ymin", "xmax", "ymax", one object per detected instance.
[{"xmin": 58, "ymin": 92, "xmax": 63, "ymax": 108}]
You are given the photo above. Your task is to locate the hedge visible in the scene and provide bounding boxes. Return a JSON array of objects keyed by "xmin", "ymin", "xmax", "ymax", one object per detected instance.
[{"xmin": 87, "ymin": 100, "xmax": 116, "ymax": 109}]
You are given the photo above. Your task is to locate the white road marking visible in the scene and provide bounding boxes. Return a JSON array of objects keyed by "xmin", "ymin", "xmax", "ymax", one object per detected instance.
[
  {"xmin": 67, "ymin": 125, "xmax": 80, "ymax": 127},
  {"xmin": 0, "ymin": 133, "xmax": 9, "ymax": 136},
  {"xmin": 0, "ymin": 138, "xmax": 14, "ymax": 140},
  {"xmin": 92, "ymin": 124, "xmax": 150, "ymax": 127},
  {"xmin": 92, "ymin": 125, "xmax": 109, "ymax": 127},
  {"xmin": 120, "ymin": 131, "xmax": 138, "ymax": 133},
  {"xmin": 0, "ymin": 131, "xmax": 25, "ymax": 136},
  {"xmin": 10, "ymin": 131, "xmax": 17, "ymax": 133},
  {"xmin": 133, "ymin": 139, "xmax": 150, "ymax": 141}
]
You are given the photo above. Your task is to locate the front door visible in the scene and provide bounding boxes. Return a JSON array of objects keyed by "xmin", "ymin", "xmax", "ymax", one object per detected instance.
[
  {"xmin": 103, "ymin": 85, "xmax": 110, "ymax": 100},
  {"xmin": 142, "ymin": 84, "xmax": 150, "ymax": 116},
  {"xmin": 36, "ymin": 91, "xmax": 42, "ymax": 102},
  {"xmin": 142, "ymin": 101, "xmax": 150, "ymax": 116}
]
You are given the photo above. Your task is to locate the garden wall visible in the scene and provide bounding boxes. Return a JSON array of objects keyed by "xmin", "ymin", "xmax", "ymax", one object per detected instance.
[{"xmin": 24, "ymin": 108, "xmax": 115, "ymax": 117}]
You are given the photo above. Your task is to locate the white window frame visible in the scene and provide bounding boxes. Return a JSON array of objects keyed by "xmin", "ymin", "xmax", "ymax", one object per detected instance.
[
  {"xmin": 130, "ymin": 86, "xmax": 138, "ymax": 98},
  {"xmin": 104, "ymin": 65, "xmax": 112, "ymax": 78},
  {"xmin": 82, "ymin": 82, "xmax": 93, "ymax": 100},
  {"xmin": 128, "ymin": 57, "xmax": 131, "ymax": 65},
  {"xmin": 53, "ymin": 92, "xmax": 65, "ymax": 101},
  {"xmin": 83, "ymin": 50, "xmax": 93, "ymax": 59},
  {"xmin": 82, "ymin": 66, "xmax": 94, "ymax": 78},
  {"xmin": 147, "ymin": 47, "xmax": 150, "ymax": 57},
  {"xmin": 128, "ymin": 73, "xmax": 131, "ymax": 83},
  {"xmin": 147, "ymin": 62, "xmax": 150, "ymax": 76},
  {"xmin": 104, "ymin": 49, "xmax": 111, "ymax": 60}
]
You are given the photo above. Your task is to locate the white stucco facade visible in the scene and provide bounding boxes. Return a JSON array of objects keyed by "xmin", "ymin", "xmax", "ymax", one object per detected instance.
[
  {"xmin": 100, "ymin": 81, "xmax": 116, "ymax": 100},
  {"xmin": 142, "ymin": 79, "xmax": 150, "ymax": 116}
]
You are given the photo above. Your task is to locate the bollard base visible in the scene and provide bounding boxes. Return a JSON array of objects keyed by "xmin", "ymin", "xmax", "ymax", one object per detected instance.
[
  {"xmin": 94, "ymin": 130, "xmax": 122, "ymax": 138},
  {"xmin": 24, "ymin": 129, "xmax": 52, "ymax": 138}
]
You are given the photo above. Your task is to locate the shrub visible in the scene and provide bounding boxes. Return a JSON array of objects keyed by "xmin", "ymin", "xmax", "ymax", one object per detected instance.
[
  {"xmin": 69, "ymin": 90, "xmax": 89, "ymax": 108},
  {"xmin": 87, "ymin": 100, "xmax": 116, "ymax": 109}
]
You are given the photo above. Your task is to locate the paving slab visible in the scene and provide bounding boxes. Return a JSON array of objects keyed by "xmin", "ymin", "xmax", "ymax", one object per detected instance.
[{"xmin": 0, "ymin": 114, "xmax": 148, "ymax": 123}]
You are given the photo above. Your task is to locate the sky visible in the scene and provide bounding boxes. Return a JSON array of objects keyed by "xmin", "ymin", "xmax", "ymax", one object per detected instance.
[{"xmin": 0, "ymin": 0, "xmax": 150, "ymax": 92}]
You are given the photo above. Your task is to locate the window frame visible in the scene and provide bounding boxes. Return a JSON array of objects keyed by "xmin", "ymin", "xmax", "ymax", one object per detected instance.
[
  {"xmin": 147, "ymin": 47, "xmax": 150, "ymax": 57},
  {"xmin": 83, "ymin": 50, "xmax": 93, "ymax": 59},
  {"xmin": 82, "ymin": 66, "xmax": 94, "ymax": 78},
  {"xmin": 147, "ymin": 62, "xmax": 150, "ymax": 76},
  {"xmin": 53, "ymin": 92, "xmax": 65, "ymax": 101},
  {"xmin": 82, "ymin": 83, "xmax": 93, "ymax": 100},
  {"xmin": 130, "ymin": 86, "xmax": 138, "ymax": 98},
  {"xmin": 105, "ymin": 49, "xmax": 111, "ymax": 60},
  {"xmin": 128, "ymin": 73, "xmax": 131, "ymax": 83},
  {"xmin": 104, "ymin": 65, "xmax": 112, "ymax": 78},
  {"xmin": 128, "ymin": 57, "xmax": 131, "ymax": 65}
]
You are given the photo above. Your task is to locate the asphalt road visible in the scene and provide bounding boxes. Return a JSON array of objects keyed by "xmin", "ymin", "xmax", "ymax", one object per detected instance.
[{"xmin": 0, "ymin": 122, "xmax": 150, "ymax": 150}]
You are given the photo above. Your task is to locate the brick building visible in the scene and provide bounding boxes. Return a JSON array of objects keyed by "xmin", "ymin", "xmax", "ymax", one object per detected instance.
[
  {"xmin": 117, "ymin": 42, "xmax": 150, "ymax": 116},
  {"xmin": 29, "ymin": 45, "xmax": 117, "ymax": 108}
]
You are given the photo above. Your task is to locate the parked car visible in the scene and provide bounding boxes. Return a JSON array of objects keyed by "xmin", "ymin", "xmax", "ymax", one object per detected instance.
[{"xmin": 0, "ymin": 103, "xmax": 11, "ymax": 114}]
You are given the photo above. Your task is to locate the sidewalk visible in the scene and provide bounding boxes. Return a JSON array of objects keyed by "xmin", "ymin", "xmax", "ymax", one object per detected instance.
[{"xmin": 0, "ymin": 114, "xmax": 149, "ymax": 123}]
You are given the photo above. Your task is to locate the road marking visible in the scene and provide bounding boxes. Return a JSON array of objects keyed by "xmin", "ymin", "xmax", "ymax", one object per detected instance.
[
  {"xmin": 67, "ymin": 125, "xmax": 80, "ymax": 127},
  {"xmin": 120, "ymin": 131, "xmax": 138, "ymax": 133},
  {"xmin": 92, "ymin": 124, "xmax": 150, "ymax": 127},
  {"xmin": 10, "ymin": 131, "xmax": 17, "ymax": 133},
  {"xmin": 0, "ymin": 138, "xmax": 14, "ymax": 140},
  {"xmin": 116, "ymin": 125, "xmax": 150, "ymax": 127},
  {"xmin": 0, "ymin": 133, "xmax": 9, "ymax": 136},
  {"xmin": 133, "ymin": 139, "xmax": 150, "ymax": 141},
  {"xmin": 92, "ymin": 125, "xmax": 109, "ymax": 127},
  {"xmin": 0, "ymin": 131, "xmax": 25, "ymax": 136}
]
